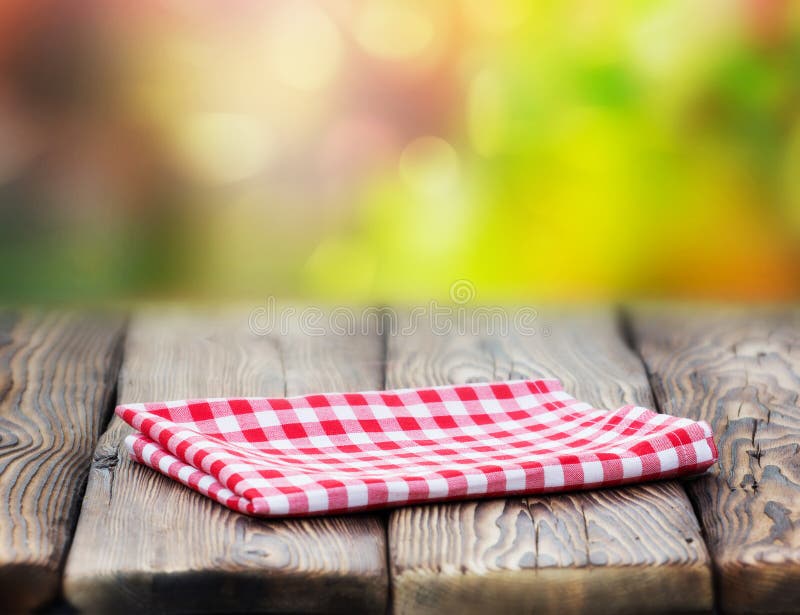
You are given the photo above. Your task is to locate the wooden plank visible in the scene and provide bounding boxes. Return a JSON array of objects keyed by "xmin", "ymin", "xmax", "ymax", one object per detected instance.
[
  {"xmin": 0, "ymin": 311, "xmax": 124, "ymax": 613},
  {"xmin": 387, "ymin": 309, "xmax": 712, "ymax": 615},
  {"xmin": 64, "ymin": 309, "xmax": 388, "ymax": 614},
  {"xmin": 630, "ymin": 308, "xmax": 800, "ymax": 614}
]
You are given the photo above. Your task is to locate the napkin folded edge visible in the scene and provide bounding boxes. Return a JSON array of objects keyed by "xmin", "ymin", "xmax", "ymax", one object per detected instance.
[{"xmin": 116, "ymin": 379, "xmax": 719, "ymax": 516}]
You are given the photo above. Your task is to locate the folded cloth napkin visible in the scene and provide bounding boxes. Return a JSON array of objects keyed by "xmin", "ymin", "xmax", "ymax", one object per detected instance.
[{"xmin": 117, "ymin": 379, "xmax": 717, "ymax": 517}]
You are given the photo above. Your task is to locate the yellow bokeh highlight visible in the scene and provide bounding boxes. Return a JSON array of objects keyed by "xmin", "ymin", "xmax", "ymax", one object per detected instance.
[
  {"xmin": 171, "ymin": 113, "xmax": 274, "ymax": 184},
  {"xmin": 356, "ymin": 0, "xmax": 435, "ymax": 60},
  {"xmin": 467, "ymin": 70, "xmax": 506, "ymax": 157},
  {"xmin": 399, "ymin": 136, "xmax": 460, "ymax": 194},
  {"xmin": 462, "ymin": 0, "xmax": 530, "ymax": 34},
  {"xmin": 264, "ymin": 2, "xmax": 342, "ymax": 91}
]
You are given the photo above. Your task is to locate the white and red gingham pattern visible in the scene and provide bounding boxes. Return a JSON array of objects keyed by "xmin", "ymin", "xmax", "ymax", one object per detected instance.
[{"xmin": 117, "ymin": 379, "xmax": 717, "ymax": 517}]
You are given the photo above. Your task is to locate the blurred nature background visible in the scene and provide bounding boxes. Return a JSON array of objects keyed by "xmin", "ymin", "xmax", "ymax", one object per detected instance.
[{"xmin": 0, "ymin": 0, "xmax": 799, "ymax": 303}]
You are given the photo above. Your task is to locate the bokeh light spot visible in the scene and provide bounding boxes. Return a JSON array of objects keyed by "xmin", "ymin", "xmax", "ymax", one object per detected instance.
[
  {"xmin": 304, "ymin": 238, "xmax": 377, "ymax": 299},
  {"xmin": 462, "ymin": 0, "xmax": 530, "ymax": 34},
  {"xmin": 172, "ymin": 112, "xmax": 273, "ymax": 184},
  {"xmin": 265, "ymin": 1, "xmax": 342, "ymax": 91},
  {"xmin": 399, "ymin": 136, "xmax": 460, "ymax": 193},
  {"xmin": 468, "ymin": 70, "xmax": 506, "ymax": 157},
  {"xmin": 356, "ymin": 0, "xmax": 434, "ymax": 60}
]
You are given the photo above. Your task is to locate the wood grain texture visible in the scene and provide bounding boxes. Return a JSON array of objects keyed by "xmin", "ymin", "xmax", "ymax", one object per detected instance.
[
  {"xmin": 387, "ymin": 309, "xmax": 712, "ymax": 615},
  {"xmin": 0, "ymin": 311, "xmax": 124, "ymax": 613},
  {"xmin": 63, "ymin": 308, "xmax": 388, "ymax": 614},
  {"xmin": 630, "ymin": 308, "xmax": 800, "ymax": 614}
]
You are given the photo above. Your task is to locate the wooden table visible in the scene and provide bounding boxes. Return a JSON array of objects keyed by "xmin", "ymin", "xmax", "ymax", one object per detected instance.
[{"xmin": 0, "ymin": 306, "xmax": 798, "ymax": 614}]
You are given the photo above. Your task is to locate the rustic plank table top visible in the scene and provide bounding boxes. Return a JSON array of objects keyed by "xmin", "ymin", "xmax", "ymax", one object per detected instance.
[{"xmin": 0, "ymin": 306, "xmax": 798, "ymax": 614}]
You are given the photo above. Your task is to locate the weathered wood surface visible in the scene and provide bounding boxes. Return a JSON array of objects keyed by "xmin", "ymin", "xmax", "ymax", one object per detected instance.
[
  {"xmin": 0, "ymin": 311, "xmax": 124, "ymax": 613},
  {"xmin": 63, "ymin": 309, "xmax": 388, "ymax": 614},
  {"xmin": 386, "ymin": 309, "xmax": 712, "ymax": 615},
  {"xmin": 630, "ymin": 308, "xmax": 800, "ymax": 614}
]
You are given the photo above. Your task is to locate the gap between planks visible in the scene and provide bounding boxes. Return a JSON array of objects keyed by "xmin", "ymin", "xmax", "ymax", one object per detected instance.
[
  {"xmin": 385, "ymin": 308, "xmax": 713, "ymax": 615},
  {"xmin": 0, "ymin": 311, "xmax": 125, "ymax": 613},
  {"xmin": 628, "ymin": 307, "xmax": 800, "ymax": 615},
  {"xmin": 63, "ymin": 308, "xmax": 389, "ymax": 614}
]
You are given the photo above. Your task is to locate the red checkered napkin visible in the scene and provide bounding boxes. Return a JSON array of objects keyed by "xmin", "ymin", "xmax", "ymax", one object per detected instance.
[{"xmin": 117, "ymin": 379, "xmax": 717, "ymax": 517}]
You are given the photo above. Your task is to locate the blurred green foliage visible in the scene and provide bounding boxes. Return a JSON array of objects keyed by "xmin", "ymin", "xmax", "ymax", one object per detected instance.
[{"xmin": 0, "ymin": 0, "xmax": 798, "ymax": 302}]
